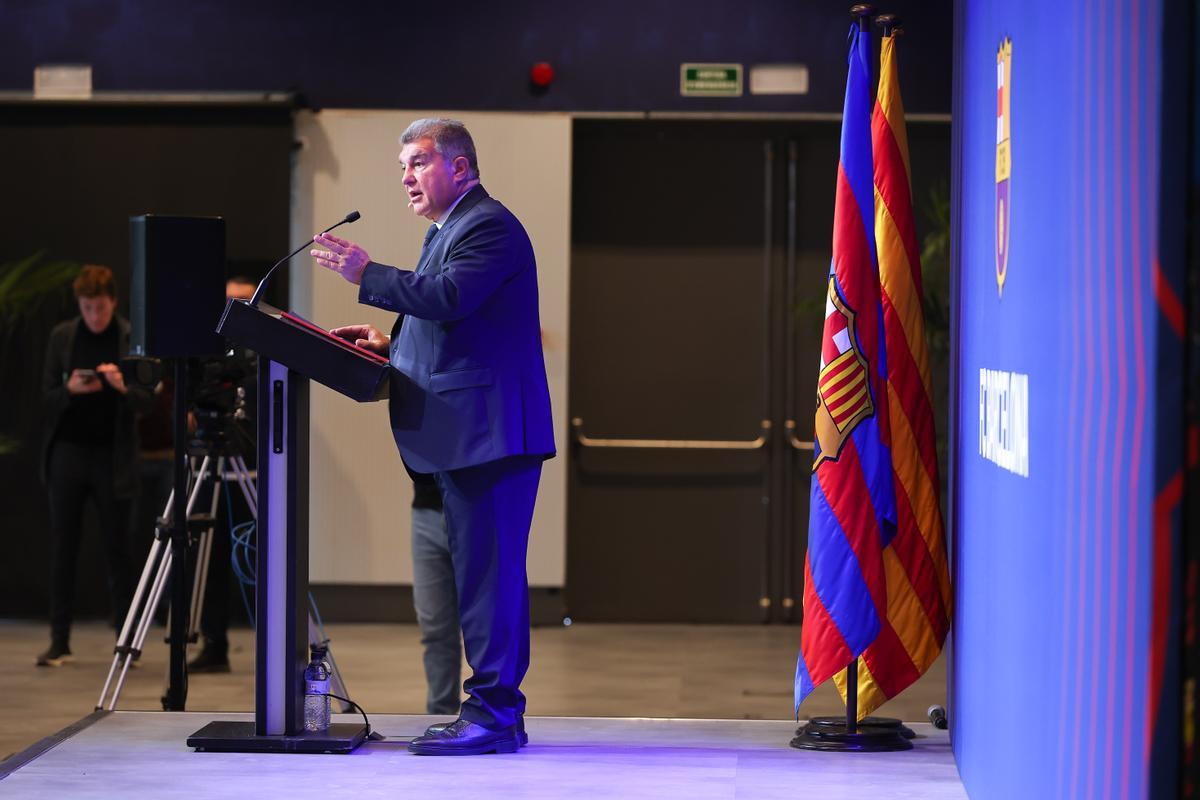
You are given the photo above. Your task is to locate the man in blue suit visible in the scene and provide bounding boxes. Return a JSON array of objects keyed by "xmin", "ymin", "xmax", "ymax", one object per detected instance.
[{"xmin": 311, "ymin": 118, "xmax": 554, "ymax": 755}]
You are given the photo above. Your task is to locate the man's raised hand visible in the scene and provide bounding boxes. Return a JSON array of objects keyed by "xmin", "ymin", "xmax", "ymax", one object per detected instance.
[{"xmin": 312, "ymin": 233, "xmax": 370, "ymax": 285}]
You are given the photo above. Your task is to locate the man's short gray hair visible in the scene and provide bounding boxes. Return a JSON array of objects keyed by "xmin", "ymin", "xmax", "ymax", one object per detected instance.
[{"xmin": 401, "ymin": 118, "xmax": 480, "ymax": 180}]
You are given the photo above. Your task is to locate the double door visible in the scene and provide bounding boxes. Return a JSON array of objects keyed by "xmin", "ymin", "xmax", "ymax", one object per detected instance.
[{"xmin": 565, "ymin": 118, "xmax": 948, "ymax": 623}]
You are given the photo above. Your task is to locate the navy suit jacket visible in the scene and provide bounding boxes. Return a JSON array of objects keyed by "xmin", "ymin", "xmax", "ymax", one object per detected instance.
[{"xmin": 358, "ymin": 185, "xmax": 555, "ymax": 473}]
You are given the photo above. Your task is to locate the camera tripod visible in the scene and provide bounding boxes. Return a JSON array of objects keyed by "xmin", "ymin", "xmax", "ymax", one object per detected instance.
[{"xmin": 96, "ymin": 451, "xmax": 351, "ymax": 712}]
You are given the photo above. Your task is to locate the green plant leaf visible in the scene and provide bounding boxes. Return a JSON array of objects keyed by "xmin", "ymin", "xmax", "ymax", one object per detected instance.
[{"xmin": 0, "ymin": 251, "xmax": 80, "ymax": 331}]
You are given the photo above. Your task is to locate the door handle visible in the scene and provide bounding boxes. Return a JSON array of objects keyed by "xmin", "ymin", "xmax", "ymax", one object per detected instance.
[
  {"xmin": 785, "ymin": 419, "xmax": 814, "ymax": 451},
  {"xmin": 571, "ymin": 418, "xmax": 772, "ymax": 450}
]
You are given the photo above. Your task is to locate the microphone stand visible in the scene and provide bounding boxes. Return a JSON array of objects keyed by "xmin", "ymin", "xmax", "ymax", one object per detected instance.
[{"xmin": 249, "ymin": 211, "xmax": 361, "ymax": 307}]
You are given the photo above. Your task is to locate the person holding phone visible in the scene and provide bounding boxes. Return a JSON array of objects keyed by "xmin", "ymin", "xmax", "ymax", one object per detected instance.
[{"xmin": 37, "ymin": 265, "xmax": 154, "ymax": 667}]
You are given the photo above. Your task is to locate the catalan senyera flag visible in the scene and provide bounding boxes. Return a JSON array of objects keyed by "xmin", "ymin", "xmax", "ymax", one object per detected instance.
[
  {"xmin": 831, "ymin": 31, "xmax": 953, "ymax": 719},
  {"xmin": 795, "ymin": 21, "xmax": 897, "ymax": 714}
]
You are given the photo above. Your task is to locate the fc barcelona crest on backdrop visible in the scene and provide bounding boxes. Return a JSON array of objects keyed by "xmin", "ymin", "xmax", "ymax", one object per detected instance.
[
  {"xmin": 995, "ymin": 38, "xmax": 1013, "ymax": 297},
  {"xmin": 813, "ymin": 277, "xmax": 874, "ymax": 471}
]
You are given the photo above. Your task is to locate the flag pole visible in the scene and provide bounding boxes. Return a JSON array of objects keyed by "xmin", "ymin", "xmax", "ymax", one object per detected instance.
[
  {"xmin": 846, "ymin": 0, "xmax": 869, "ymax": 747},
  {"xmin": 877, "ymin": 12, "xmax": 901, "ymax": 38},
  {"xmin": 846, "ymin": 661, "xmax": 858, "ymax": 734},
  {"xmin": 850, "ymin": 3, "xmax": 873, "ymax": 32},
  {"xmin": 847, "ymin": 1, "xmax": 870, "ymax": 745},
  {"xmin": 793, "ymin": 658, "xmax": 911, "ymax": 751}
]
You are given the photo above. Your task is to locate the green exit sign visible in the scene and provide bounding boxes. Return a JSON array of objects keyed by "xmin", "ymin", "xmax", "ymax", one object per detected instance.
[{"xmin": 680, "ymin": 63, "xmax": 743, "ymax": 97}]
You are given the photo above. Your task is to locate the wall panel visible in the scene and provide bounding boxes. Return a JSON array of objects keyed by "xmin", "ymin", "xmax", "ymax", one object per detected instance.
[{"xmin": 950, "ymin": 1, "xmax": 1174, "ymax": 796}]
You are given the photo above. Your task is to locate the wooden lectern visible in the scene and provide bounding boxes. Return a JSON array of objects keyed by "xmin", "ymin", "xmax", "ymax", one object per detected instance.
[{"xmin": 187, "ymin": 299, "xmax": 389, "ymax": 754}]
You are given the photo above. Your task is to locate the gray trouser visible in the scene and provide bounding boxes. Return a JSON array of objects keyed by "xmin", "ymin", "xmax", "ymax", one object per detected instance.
[{"xmin": 411, "ymin": 506, "xmax": 462, "ymax": 715}]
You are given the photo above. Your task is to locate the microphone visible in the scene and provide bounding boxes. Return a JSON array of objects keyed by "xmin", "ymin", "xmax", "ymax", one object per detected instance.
[
  {"xmin": 248, "ymin": 210, "xmax": 361, "ymax": 307},
  {"xmin": 927, "ymin": 705, "xmax": 948, "ymax": 730}
]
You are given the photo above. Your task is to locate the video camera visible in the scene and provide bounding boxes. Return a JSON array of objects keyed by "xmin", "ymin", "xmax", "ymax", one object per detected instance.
[
  {"xmin": 188, "ymin": 347, "xmax": 257, "ymax": 455},
  {"xmin": 121, "ymin": 348, "xmax": 258, "ymax": 457}
]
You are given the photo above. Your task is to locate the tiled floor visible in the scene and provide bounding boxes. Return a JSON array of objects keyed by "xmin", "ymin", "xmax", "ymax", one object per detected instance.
[
  {"xmin": 1, "ymin": 619, "xmax": 947, "ymax": 767},
  {"xmin": 0, "ymin": 712, "xmax": 965, "ymax": 799}
]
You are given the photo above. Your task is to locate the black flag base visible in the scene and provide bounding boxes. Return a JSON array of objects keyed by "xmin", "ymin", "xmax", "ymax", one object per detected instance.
[
  {"xmin": 790, "ymin": 716, "xmax": 914, "ymax": 752},
  {"xmin": 825, "ymin": 715, "xmax": 917, "ymax": 739}
]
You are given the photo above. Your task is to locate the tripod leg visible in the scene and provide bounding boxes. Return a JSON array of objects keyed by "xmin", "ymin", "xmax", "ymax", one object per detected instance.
[
  {"xmin": 110, "ymin": 544, "xmax": 173, "ymax": 710},
  {"xmin": 119, "ymin": 486, "xmax": 177, "ymax": 646},
  {"xmin": 97, "ymin": 530, "xmax": 168, "ymax": 710},
  {"xmin": 97, "ymin": 480, "xmax": 182, "ymax": 710},
  {"xmin": 230, "ymin": 455, "xmax": 258, "ymax": 519},
  {"xmin": 183, "ymin": 456, "xmax": 214, "ymax": 520},
  {"xmin": 109, "ymin": 456, "xmax": 213, "ymax": 711},
  {"xmin": 235, "ymin": 455, "xmax": 258, "ymax": 509},
  {"xmin": 188, "ymin": 457, "xmax": 223, "ymax": 645},
  {"xmin": 164, "ymin": 456, "xmax": 213, "ymax": 639}
]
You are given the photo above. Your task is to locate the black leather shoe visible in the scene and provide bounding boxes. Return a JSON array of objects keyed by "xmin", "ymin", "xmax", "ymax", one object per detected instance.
[
  {"xmin": 187, "ymin": 645, "xmax": 230, "ymax": 674},
  {"xmin": 408, "ymin": 719, "xmax": 521, "ymax": 756},
  {"xmin": 424, "ymin": 716, "xmax": 528, "ymax": 747},
  {"xmin": 36, "ymin": 641, "xmax": 72, "ymax": 667}
]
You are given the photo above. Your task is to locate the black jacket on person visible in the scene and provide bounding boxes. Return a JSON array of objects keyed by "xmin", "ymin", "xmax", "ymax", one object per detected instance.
[{"xmin": 40, "ymin": 314, "xmax": 155, "ymax": 499}]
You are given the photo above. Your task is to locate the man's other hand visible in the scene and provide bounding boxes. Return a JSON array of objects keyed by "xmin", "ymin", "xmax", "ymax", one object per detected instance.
[
  {"xmin": 66, "ymin": 369, "xmax": 102, "ymax": 395},
  {"xmin": 97, "ymin": 363, "xmax": 127, "ymax": 394},
  {"xmin": 330, "ymin": 324, "xmax": 389, "ymax": 355},
  {"xmin": 312, "ymin": 233, "xmax": 370, "ymax": 285}
]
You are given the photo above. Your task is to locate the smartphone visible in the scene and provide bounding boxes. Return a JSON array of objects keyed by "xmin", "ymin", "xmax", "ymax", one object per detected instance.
[{"xmin": 76, "ymin": 369, "xmax": 98, "ymax": 379}]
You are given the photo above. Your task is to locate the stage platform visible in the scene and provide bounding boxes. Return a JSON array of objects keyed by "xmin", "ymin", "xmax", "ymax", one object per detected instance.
[{"xmin": 0, "ymin": 711, "xmax": 965, "ymax": 798}]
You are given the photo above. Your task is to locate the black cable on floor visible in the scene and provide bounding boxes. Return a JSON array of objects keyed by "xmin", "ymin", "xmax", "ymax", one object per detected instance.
[
  {"xmin": 318, "ymin": 693, "xmax": 425, "ymax": 743},
  {"xmin": 322, "ymin": 692, "xmax": 372, "ymax": 738}
]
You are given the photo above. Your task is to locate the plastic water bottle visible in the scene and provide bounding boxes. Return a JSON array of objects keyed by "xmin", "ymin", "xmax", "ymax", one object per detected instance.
[{"xmin": 303, "ymin": 644, "xmax": 331, "ymax": 733}]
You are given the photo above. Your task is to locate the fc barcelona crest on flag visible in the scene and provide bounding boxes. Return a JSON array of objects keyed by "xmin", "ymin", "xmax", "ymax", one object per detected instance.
[
  {"xmin": 995, "ymin": 38, "xmax": 1012, "ymax": 296},
  {"xmin": 813, "ymin": 277, "xmax": 874, "ymax": 471}
]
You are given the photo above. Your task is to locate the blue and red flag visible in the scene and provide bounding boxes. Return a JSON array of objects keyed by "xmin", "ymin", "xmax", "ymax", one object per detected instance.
[
  {"xmin": 795, "ymin": 21, "xmax": 898, "ymax": 714},
  {"xmin": 831, "ymin": 30, "xmax": 953, "ymax": 718}
]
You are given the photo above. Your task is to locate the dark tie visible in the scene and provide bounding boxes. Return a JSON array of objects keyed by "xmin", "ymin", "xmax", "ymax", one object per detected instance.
[{"xmin": 422, "ymin": 224, "xmax": 439, "ymax": 250}]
